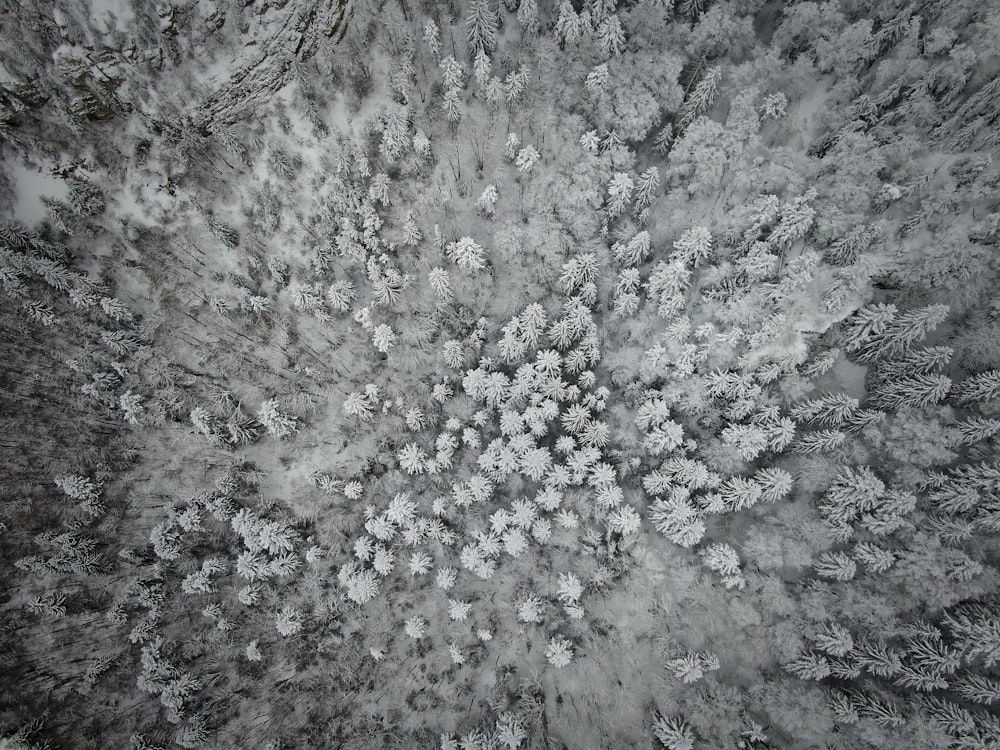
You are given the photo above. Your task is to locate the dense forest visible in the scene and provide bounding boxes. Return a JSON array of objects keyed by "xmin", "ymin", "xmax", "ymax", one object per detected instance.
[{"xmin": 1, "ymin": 0, "xmax": 999, "ymax": 747}]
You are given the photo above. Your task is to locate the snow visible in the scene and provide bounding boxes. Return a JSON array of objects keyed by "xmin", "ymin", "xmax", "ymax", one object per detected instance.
[
  {"xmin": 7, "ymin": 162, "xmax": 69, "ymax": 225},
  {"xmin": 6, "ymin": 2, "xmax": 1000, "ymax": 748},
  {"xmin": 88, "ymin": 0, "xmax": 135, "ymax": 31}
]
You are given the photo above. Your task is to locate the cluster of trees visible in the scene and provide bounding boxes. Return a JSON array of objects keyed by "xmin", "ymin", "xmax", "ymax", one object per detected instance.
[{"xmin": 2, "ymin": 0, "xmax": 1000, "ymax": 747}]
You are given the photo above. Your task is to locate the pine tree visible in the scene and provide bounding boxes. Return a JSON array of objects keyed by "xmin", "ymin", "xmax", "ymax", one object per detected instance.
[
  {"xmin": 720, "ymin": 423, "xmax": 769, "ymax": 461},
  {"xmin": 398, "ymin": 443, "xmax": 428, "ymax": 474},
  {"xmin": 814, "ymin": 551, "xmax": 857, "ymax": 581},
  {"xmin": 555, "ymin": 0, "xmax": 585, "ymax": 46},
  {"xmin": 668, "ymin": 652, "xmax": 706, "ymax": 683},
  {"xmin": 679, "ymin": 66, "xmax": 722, "ymax": 129},
  {"xmin": 447, "ymin": 237, "xmax": 487, "ymax": 271},
  {"xmin": 842, "ymin": 303, "xmax": 897, "ymax": 351},
  {"xmin": 718, "ymin": 475, "xmax": 764, "ymax": 511},
  {"xmin": 517, "ymin": 594, "xmax": 544, "ymax": 623},
  {"xmin": 856, "ymin": 639, "xmax": 903, "ymax": 677},
  {"xmin": 275, "ymin": 606, "xmax": 303, "ymax": 636},
  {"xmin": 431, "ymin": 566, "xmax": 457, "ymax": 592},
  {"xmin": 759, "ymin": 92, "xmax": 788, "ymax": 119},
  {"xmin": 607, "ymin": 172, "xmax": 634, "ymax": 217},
  {"xmin": 476, "ymin": 184, "xmax": 499, "ymax": 217},
  {"xmin": 820, "ymin": 465, "xmax": 884, "ymax": 525},
  {"xmin": 790, "ymin": 393, "xmax": 859, "ymax": 426},
  {"xmin": 653, "ymin": 123, "xmax": 675, "ymax": 154},
  {"xmin": 496, "ymin": 713, "xmax": 528, "ymax": 749},
  {"xmin": 467, "ymin": 0, "xmax": 498, "ymax": 55},
  {"xmin": 585, "ymin": 63, "xmax": 609, "ymax": 97},
  {"xmin": 545, "ymin": 636, "xmax": 574, "ymax": 667},
  {"xmin": 596, "ymin": 15, "xmax": 625, "ymax": 58},
  {"xmin": 922, "ymin": 695, "xmax": 977, "ymax": 736},
  {"xmin": 404, "ymin": 615, "xmax": 428, "ymax": 638},
  {"xmin": 955, "ymin": 417, "xmax": 1000, "ymax": 444},
  {"xmin": 955, "ymin": 370, "xmax": 1000, "ymax": 404},
  {"xmin": 768, "ymin": 192, "xmax": 817, "ymax": 250},
  {"xmin": 652, "ymin": 715, "xmax": 695, "ymax": 750},
  {"xmin": 812, "ymin": 622, "xmax": 854, "ymax": 656},
  {"xmin": 856, "ymin": 304, "xmax": 949, "ymax": 361},
  {"xmin": 701, "ymin": 543, "xmax": 745, "ymax": 588},
  {"xmin": 672, "ymin": 227, "xmax": 713, "ymax": 266},
  {"xmin": 473, "ymin": 49, "xmax": 492, "ymax": 90},
  {"xmin": 942, "ymin": 603, "xmax": 1000, "ymax": 667},
  {"xmin": 256, "ymin": 400, "xmax": 297, "ymax": 438},
  {"xmin": 632, "ymin": 168, "xmax": 660, "ymax": 217},
  {"xmin": 754, "ymin": 467, "xmax": 793, "ymax": 502},
  {"xmin": 371, "ymin": 324, "xmax": 397, "ymax": 353},
  {"xmin": 518, "ymin": 0, "xmax": 540, "ymax": 35},
  {"xmin": 905, "ymin": 637, "xmax": 960, "ymax": 676},
  {"xmin": 443, "ymin": 87, "xmax": 463, "ymax": 125},
  {"xmin": 792, "ymin": 429, "xmax": 846, "ymax": 454},
  {"xmin": 429, "ymin": 267, "xmax": 454, "ymax": 302},
  {"xmin": 515, "ymin": 145, "xmax": 540, "ymax": 172},
  {"xmin": 423, "ymin": 20, "xmax": 442, "ymax": 57},
  {"xmin": 853, "ymin": 542, "xmax": 895, "ymax": 573},
  {"xmin": 827, "ymin": 690, "xmax": 861, "ymax": 724},
  {"xmin": 871, "ymin": 373, "xmax": 952, "ymax": 409},
  {"xmin": 786, "ymin": 651, "xmax": 832, "ymax": 680},
  {"xmin": 402, "ymin": 213, "xmax": 422, "ymax": 246},
  {"xmin": 343, "ymin": 391, "xmax": 375, "ymax": 421},
  {"xmin": 955, "ymin": 674, "xmax": 1000, "ymax": 705},
  {"xmin": 504, "ymin": 67, "xmax": 530, "ymax": 109}
]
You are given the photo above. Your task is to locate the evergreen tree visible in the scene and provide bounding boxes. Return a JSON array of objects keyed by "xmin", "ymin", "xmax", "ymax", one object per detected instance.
[
  {"xmin": 678, "ymin": 66, "xmax": 721, "ymax": 129},
  {"xmin": 652, "ymin": 715, "xmax": 695, "ymax": 750},
  {"xmin": 814, "ymin": 551, "xmax": 857, "ymax": 581},
  {"xmin": 423, "ymin": 20, "xmax": 442, "ymax": 58},
  {"xmin": 871, "ymin": 373, "xmax": 952, "ymax": 410},
  {"xmin": 955, "ymin": 370, "xmax": 1000, "ymax": 404},
  {"xmin": 596, "ymin": 15, "xmax": 625, "ymax": 58},
  {"xmin": 606, "ymin": 172, "xmax": 634, "ymax": 217},
  {"xmin": 632, "ymin": 167, "xmax": 660, "ymax": 217},
  {"xmin": 447, "ymin": 237, "xmax": 487, "ymax": 271},
  {"xmin": 467, "ymin": 0, "xmax": 499, "ymax": 55},
  {"xmin": 518, "ymin": 0, "xmax": 540, "ymax": 35}
]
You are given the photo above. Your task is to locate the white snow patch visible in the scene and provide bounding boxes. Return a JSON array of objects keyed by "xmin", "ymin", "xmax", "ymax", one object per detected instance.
[
  {"xmin": 7, "ymin": 163, "xmax": 69, "ymax": 225},
  {"xmin": 88, "ymin": 0, "xmax": 135, "ymax": 31}
]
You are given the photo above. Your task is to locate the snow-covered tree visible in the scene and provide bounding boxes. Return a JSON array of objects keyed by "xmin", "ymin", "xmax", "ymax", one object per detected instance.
[
  {"xmin": 447, "ymin": 237, "xmax": 487, "ymax": 271},
  {"xmin": 257, "ymin": 400, "xmax": 297, "ymax": 439},
  {"xmin": 672, "ymin": 226, "xmax": 712, "ymax": 265},
  {"xmin": 652, "ymin": 715, "xmax": 695, "ymax": 750},
  {"xmin": 633, "ymin": 168, "xmax": 660, "ymax": 217},
  {"xmin": 812, "ymin": 622, "xmax": 855, "ymax": 656},
  {"xmin": 518, "ymin": 0, "xmax": 540, "ymax": 34},
  {"xmin": 515, "ymin": 146, "xmax": 541, "ymax": 173},
  {"xmin": 476, "ymin": 184, "xmax": 499, "ymax": 218},
  {"xmin": 372, "ymin": 324, "xmax": 397, "ymax": 353},
  {"xmin": 814, "ymin": 551, "xmax": 857, "ymax": 581},
  {"xmin": 596, "ymin": 15, "xmax": 625, "ymax": 58},
  {"xmin": 275, "ymin": 606, "xmax": 303, "ymax": 637},
  {"xmin": 436, "ymin": 567, "xmax": 458, "ymax": 590},
  {"xmin": 556, "ymin": 572, "xmax": 583, "ymax": 603},
  {"xmin": 423, "ymin": 20, "xmax": 442, "ymax": 57},
  {"xmin": 467, "ymin": 0, "xmax": 498, "ymax": 55},
  {"xmin": 404, "ymin": 615, "xmax": 428, "ymax": 639},
  {"xmin": 701, "ymin": 543, "xmax": 746, "ymax": 589},
  {"xmin": 399, "ymin": 443, "xmax": 428, "ymax": 474},
  {"xmin": 606, "ymin": 172, "xmax": 634, "ymax": 218},
  {"xmin": 545, "ymin": 636, "xmax": 574, "ymax": 667},
  {"xmin": 679, "ymin": 66, "xmax": 721, "ymax": 129},
  {"xmin": 448, "ymin": 599, "xmax": 472, "ymax": 621},
  {"xmin": 517, "ymin": 595, "xmax": 544, "ymax": 623}
]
